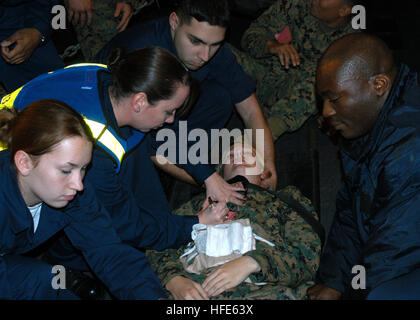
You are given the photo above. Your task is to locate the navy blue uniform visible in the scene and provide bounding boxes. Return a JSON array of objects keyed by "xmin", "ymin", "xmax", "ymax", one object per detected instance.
[
  {"xmin": 0, "ymin": 151, "xmax": 167, "ymax": 299},
  {"xmin": 97, "ymin": 17, "xmax": 256, "ymax": 184},
  {"xmin": 317, "ymin": 65, "xmax": 420, "ymax": 298},
  {"xmin": 0, "ymin": 0, "xmax": 64, "ymax": 92},
  {"xmin": 1, "ymin": 64, "xmax": 198, "ymax": 274}
]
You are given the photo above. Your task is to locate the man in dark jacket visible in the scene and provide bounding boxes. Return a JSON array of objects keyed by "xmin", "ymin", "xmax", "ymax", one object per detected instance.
[{"xmin": 307, "ymin": 33, "xmax": 420, "ymax": 300}]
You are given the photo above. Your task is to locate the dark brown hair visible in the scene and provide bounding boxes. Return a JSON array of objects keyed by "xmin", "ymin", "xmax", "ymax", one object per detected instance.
[
  {"xmin": 175, "ymin": 0, "xmax": 230, "ymax": 28},
  {"xmin": 108, "ymin": 46, "xmax": 199, "ymax": 119},
  {"xmin": 0, "ymin": 99, "xmax": 93, "ymax": 162}
]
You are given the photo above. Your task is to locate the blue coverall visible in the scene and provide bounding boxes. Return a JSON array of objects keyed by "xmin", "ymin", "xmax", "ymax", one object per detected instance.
[
  {"xmin": 1, "ymin": 64, "xmax": 198, "ymax": 273},
  {"xmin": 0, "ymin": 151, "xmax": 167, "ymax": 299}
]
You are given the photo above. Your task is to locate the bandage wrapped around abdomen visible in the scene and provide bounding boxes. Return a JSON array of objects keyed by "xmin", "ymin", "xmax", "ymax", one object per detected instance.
[{"xmin": 180, "ymin": 219, "xmax": 274, "ymax": 274}]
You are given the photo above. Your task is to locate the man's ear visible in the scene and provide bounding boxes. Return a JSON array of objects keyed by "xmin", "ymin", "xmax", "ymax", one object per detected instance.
[
  {"xmin": 131, "ymin": 92, "xmax": 147, "ymax": 114},
  {"xmin": 14, "ymin": 150, "xmax": 34, "ymax": 176},
  {"xmin": 371, "ymin": 74, "xmax": 391, "ymax": 97},
  {"xmin": 169, "ymin": 12, "xmax": 180, "ymax": 32}
]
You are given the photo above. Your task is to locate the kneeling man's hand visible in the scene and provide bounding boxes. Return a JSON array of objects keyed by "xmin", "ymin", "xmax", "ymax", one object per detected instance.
[{"xmin": 307, "ymin": 284, "xmax": 342, "ymax": 300}]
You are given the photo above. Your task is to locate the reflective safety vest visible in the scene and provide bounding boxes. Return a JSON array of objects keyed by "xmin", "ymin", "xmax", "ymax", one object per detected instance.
[{"xmin": 0, "ymin": 63, "xmax": 145, "ymax": 172}]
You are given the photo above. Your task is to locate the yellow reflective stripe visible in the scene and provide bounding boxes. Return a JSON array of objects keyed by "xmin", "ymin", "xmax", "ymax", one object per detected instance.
[
  {"xmin": 65, "ymin": 63, "xmax": 108, "ymax": 69},
  {"xmin": 0, "ymin": 86, "xmax": 24, "ymax": 110},
  {"xmin": 0, "ymin": 87, "xmax": 23, "ymax": 151},
  {"xmin": 83, "ymin": 118, "xmax": 125, "ymax": 163}
]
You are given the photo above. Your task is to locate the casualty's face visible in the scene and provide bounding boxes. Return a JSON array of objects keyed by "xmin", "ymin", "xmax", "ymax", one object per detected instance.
[
  {"xmin": 22, "ymin": 136, "xmax": 92, "ymax": 208},
  {"xmin": 222, "ymin": 143, "xmax": 264, "ymax": 185},
  {"xmin": 135, "ymin": 83, "xmax": 190, "ymax": 132},
  {"xmin": 170, "ymin": 13, "xmax": 226, "ymax": 71}
]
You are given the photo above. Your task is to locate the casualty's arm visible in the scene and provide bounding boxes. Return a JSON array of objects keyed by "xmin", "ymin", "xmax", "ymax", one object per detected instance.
[{"xmin": 202, "ymin": 256, "xmax": 261, "ymax": 297}]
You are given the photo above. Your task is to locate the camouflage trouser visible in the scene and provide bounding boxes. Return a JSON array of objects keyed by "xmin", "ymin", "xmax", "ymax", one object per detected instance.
[
  {"xmin": 228, "ymin": 44, "xmax": 318, "ymax": 141},
  {"xmin": 72, "ymin": 0, "xmax": 151, "ymax": 62}
]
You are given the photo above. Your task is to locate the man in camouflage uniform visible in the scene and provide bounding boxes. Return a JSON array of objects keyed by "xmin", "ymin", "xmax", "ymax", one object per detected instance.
[
  {"xmin": 230, "ymin": 0, "xmax": 359, "ymax": 141},
  {"xmin": 65, "ymin": 0, "xmax": 154, "ymax": 61},
  {"xmin": 146, "ymin": 177, "xmax": 322, "ymax": 300}
]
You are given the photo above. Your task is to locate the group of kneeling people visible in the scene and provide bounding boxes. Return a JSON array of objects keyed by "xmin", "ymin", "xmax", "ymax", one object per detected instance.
[
  {"xmin": 0, "ymin": 95, "xmax": 321, "ymax": 300},
  {"xmin": 1, "ymin": 2, "xmax": 420, "ymax": 300}
]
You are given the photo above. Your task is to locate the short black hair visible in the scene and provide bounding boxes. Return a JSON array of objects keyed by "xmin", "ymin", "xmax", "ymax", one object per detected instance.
[{"xmin": 175, "ymin": 0, "xmax": 230, "ymax": 28}]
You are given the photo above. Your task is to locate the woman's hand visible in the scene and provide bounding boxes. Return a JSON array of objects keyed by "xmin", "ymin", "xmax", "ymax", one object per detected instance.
[{"xmin": 202, "ymin": 256, "xmax": 261, "ymax": 297}]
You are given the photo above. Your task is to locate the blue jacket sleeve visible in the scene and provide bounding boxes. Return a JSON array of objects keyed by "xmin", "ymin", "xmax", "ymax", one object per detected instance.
[
  {"xmin": 316, "ymin": 176, "xmax": 363, "ymax": 293},
  {"xmin": 63, "ymin": 183, "xmax": 167, "ymax": 299},
  {"xmin": 171, "ymin": 161, "xmax": 215, "ymax": 187},
  {"xmin": 85, "ymin": 148, "xmax": 197, "ymax": 250}
]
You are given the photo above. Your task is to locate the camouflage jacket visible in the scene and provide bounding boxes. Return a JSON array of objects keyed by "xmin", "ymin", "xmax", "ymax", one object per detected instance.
[
  {"xmin": 146, "ymin": 182, "xmax": 322, "ymax": 300},
  {"xmin": 237, "ymin": 0, "xmax": 357, "ymax": 137},
  {"xmin": 241, "ymin": 0, "xmax": 355, "ymax": 71}
]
